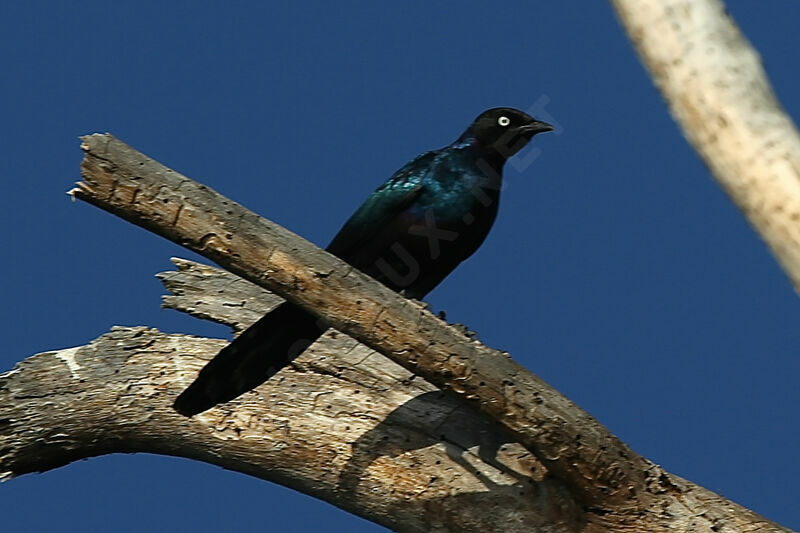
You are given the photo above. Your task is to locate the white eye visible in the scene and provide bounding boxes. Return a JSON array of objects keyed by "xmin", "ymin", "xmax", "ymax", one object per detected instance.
[{"xmin": 497, "ymin": 116, "xmax": 511, "ymax": 127}]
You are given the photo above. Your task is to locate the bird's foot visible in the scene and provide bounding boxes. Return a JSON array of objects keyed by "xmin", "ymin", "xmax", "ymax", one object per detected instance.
[{"xmin": 451, "ymin": 323, "xmax": 478, "ymax": 340}]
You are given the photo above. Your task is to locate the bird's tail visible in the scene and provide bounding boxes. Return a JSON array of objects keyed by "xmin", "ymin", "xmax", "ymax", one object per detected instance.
[{"xmin": 173, "ymin": 302, "xmax": 326, "ymax": 416}]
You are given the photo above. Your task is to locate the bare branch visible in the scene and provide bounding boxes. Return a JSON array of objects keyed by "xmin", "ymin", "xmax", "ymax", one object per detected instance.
[
  {"xmin": 610, "ymin": 0, "xmax": 800, "ymax": 291},
  {"xmin": 0, "ymin": 282, "xmax": 573, "ymax": 532},
  {"xmin": 72, "ymin": 133, "xmax": 644, "ymax": 506},
  {"xmin": 158, "ymin": 257, "xmax": 278, "ymax": 333},
  {"xmin": 60, "ymin": 134, "xmax": 788, "ymax": 530}
]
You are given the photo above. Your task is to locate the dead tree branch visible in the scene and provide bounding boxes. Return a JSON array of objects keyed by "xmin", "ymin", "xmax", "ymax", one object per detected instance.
[
  {"xmin": 71, "ymin": 133, "xmax": 652, "ymax": 505},
  {"xmin": 0, "ymin": 259, "xmax": 569, "ymax": 531},
  {"xmin": 26, "ymin": 134, "xmax": 782, "ymax": 530}
]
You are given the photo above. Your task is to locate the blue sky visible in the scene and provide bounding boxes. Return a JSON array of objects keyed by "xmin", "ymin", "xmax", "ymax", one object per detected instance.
[{"xmin": 2, "ymin": 1, "xmax": 798, "ymax": 531}]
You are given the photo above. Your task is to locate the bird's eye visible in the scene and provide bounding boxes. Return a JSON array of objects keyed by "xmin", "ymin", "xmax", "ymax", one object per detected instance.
[{"xmin": 497, "ymin": 116, "xmax": 511, "ymax": 127}]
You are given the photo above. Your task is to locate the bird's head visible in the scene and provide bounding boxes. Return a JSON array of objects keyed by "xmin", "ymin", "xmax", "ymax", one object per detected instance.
[{"xmin": 462, "ymin": 107, "xmax": 554, "ymax": 160}]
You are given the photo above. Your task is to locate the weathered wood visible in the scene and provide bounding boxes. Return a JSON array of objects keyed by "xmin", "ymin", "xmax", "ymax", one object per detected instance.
[
  {"xmin": 62, "ymin": 135, "xmax": 788, "ymax": 531},
  {"xmin": 0, "ymin": 260, "xmax": 576, "ymax": 533},
  {"xmin": 158, "ymin": 257, "xmax": 276, "ymax": 333},
  {"xmin": 73, "ymin": 133, "xmax": 644, "ymax": 506},
  {"xmin": 611, "ymin": 0, "xmax": 800, "ymax": 292}
]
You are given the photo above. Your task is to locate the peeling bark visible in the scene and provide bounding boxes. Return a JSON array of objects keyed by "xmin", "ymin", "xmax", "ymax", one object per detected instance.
[
  {"xmin": 15, "ymin": 134, "xmax": 781, "ymax": 530},
  {"xmin": 1, "ymin": 260, "xmax": 578, "ymax": 533},
  {"xmin": 71, "ymin": 133, "xmax": 649, "ymax": 508},
  {"xmin": 1, "ymin": 256, "xmax": 787, "ymax": 531}
]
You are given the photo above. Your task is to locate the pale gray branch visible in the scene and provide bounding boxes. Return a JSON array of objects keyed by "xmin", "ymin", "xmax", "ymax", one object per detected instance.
[
  {"xmin": 0, "ymin": 273, "xmax": 573, "ymax": 532},
  {"xmin": 611, "ymin": 0, "xmax": 800, "ymax": 292}
]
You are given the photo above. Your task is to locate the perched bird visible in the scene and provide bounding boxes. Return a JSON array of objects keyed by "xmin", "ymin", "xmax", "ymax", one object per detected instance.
[{"xmin": 173, "ymin": 107, "xmax": 553, "ymax": 416}]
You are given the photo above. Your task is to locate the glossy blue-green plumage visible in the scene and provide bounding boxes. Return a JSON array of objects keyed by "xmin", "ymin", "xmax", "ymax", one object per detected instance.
[
  {"xmin": 327, "ymin": 139, "xmax": 504, "ymax": 298},
  {"xmin": 174, "ymin": 108, "xmax": 552, "ymax": 416}
]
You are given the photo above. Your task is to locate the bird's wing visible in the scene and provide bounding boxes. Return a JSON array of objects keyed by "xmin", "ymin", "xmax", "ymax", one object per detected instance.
[{"xmin": 325, "ymin": 150, "xmax": 438, "ymax": 258}]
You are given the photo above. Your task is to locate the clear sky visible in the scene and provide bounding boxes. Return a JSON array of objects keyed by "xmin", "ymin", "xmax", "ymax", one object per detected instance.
[{"xmin": 1, "ymin": 1, "xmax": 798, "ymax": 531}]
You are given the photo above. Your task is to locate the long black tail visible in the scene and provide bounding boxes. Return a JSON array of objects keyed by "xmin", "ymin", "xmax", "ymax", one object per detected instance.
[{"xmin": 173, "ymin": 302, "xmax": 327, "ymax": 416}]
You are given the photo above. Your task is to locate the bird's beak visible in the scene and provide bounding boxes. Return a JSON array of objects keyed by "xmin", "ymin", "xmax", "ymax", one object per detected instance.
[{"xmin": 519, "ymin": 120, "xmax": 555, "ymax": 135}]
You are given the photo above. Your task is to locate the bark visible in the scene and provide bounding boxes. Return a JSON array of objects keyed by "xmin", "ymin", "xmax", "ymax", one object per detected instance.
[
  {"xmin": 72, "ymin": 133, "xmax": 633, "ymax": 506},
  {"xmin": 610, "ymin": 0, "xmax": 800, "ymax": 292},
  {"xmin": 0, "ymin": 134, "xmax": 769, "ymax": 530},
  {"xmin": 0, "ymin": 259, "xmax": 574, "ymax": 532}
]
